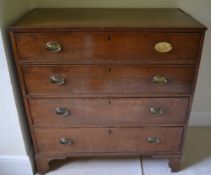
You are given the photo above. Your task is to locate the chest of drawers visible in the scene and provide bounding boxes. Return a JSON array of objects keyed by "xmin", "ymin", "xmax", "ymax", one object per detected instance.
[{"xmin": 10, "ymin": 8, "xmax": 206, "ymax": 174}]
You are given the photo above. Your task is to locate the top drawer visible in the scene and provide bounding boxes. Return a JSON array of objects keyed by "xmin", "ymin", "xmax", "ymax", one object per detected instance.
[{"xmin": 15, "ymin": 32, "xmax": 201, "ymax": 63}]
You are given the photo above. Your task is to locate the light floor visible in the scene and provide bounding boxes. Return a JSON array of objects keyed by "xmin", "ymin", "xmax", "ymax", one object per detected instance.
[{"xmin": 36, "ymin": 127, "xmax": 211, "ymax": 175}]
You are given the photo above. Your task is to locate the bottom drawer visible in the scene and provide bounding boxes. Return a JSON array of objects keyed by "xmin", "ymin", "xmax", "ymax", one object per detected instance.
[{"xmin": 35, "ymin": 127, "xmax": 183, "ymax": 154}]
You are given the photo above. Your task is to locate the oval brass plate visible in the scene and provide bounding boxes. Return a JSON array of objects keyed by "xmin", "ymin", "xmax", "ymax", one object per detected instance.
[{"xmin": 154, "ymin": 42, "xmax": 173, "ymax": 53}]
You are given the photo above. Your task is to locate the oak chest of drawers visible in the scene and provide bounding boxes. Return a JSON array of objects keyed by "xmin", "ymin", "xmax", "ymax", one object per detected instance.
[{"xmin": 9, "ymin": 8, "xmax": 206, "ymax": 174}]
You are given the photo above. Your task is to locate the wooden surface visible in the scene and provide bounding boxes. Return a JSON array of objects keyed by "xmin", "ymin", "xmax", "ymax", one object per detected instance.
[
  {"xmin": 22, "ymin": 65, "xmax": 195, "ymax": 95},
  {"xmin": 35, "ymin": 127, "xmax": 183, "ymax": 153},
  {"xmin": 15, "ymin": 32, "xmax": 201, "ymax": 63},
  {"xmin": 10, "ymin": 8, "xmax": 206, "ymax": 31},
  {"xmin": 29, "ymin": 97, "xmax": 189, "ymax": 126},
  {"xmin": 9, "ymin": 8, "xmax": 207, "ymax": 174}
]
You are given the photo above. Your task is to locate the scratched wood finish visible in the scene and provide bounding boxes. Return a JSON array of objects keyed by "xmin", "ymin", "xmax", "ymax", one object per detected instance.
[
  {"xmin": 9, "ymin": 8, "xmax": 207, "ymax": 174},
  {"xmin": 15, "ymin": 32, "xmax": 201, "ymax": 63},
  {"xmin": 29, "ymin": 97, "xmax": 189, "ymax": 126},
  {"xmin": 22, "ymin": 65, "xmax": 195, "ymax": 95},
  {"xmin": 34, "ymin": 127, "xmax": 184, "ymax": 154}
]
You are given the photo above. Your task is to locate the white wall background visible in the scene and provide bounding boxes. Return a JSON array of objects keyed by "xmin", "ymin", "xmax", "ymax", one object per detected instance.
[
  {"xmin": 0, "ymin": 0, "xmax": 34, "ymax": 174},
  {"xmin": 0, "ymin": 0, "xmax": 31, "ymax": 156},
  {"xmin": 178, "ymin": 0, "xmax": 211, "ymax": 125},
  {"xmin": 0, "ymin": 0, "xmax": 210, "ymax": 174}
]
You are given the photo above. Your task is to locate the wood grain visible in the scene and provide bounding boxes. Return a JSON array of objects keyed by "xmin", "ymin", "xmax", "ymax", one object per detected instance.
[
  {"xmin": 10, "ymin": 8, "xmax": 206, "ymax": 31},
  {"xmin": 34, "ymin": 127, "xmax": 184, "ymax": 154},
  {"xmin": 22, "ymin": 65, "xmax": 195, "ymax": 95},
  {"xmin": 15, "ymin": 32, "xmax": 201, "ymax": 63},
  {"xmin": 29, "ymin": 97, "xmax": 189, "ymax": 126}
]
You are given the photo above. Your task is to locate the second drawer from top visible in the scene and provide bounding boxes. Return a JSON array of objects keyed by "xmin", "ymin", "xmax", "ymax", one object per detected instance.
[{"xmin": 22, "ymin": 65, "xmax": 195, "ymax": 95}]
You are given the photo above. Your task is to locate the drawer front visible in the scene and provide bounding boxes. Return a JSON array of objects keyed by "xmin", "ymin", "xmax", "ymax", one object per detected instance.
[
  {"xmin": 15, "ymin": 32, "xmax": 200, "ymax": 63},
  {"xmin": 35, "ymin": 127, "xmax": 183, "ymax": 154},
  {"xmin": 22, "ymin": 65, "xmax": 195, "ymax": 95},
  {"xmin": 29, "ymin": 98, "xmax": 189, "ymax": 126}
]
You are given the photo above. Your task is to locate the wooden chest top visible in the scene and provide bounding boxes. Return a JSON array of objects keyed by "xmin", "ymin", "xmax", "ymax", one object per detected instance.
[{"xmin": 10, "ymin": 8, "xmax": 206, "ymax": 31}]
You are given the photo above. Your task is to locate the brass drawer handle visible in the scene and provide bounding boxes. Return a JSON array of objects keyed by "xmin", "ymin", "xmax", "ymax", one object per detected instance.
[
  {"xmin": 56, "ymin": 107, "xmax": 70, "ymax": 117},
  {"xmin": 154, "ymin": 42, "xmax": 173, "ymax": 53},
  {"xmin": 50, "ymin": 75, "xmax": 65, "ymax": 85},
  {"xmin": 60, "ymin": 138, "xmax": 73, "ymax": 145},
  {"xmin": 147, "ymin": 137, "xmax": 161, "ymax": 144},
  {"xmin": 46, "ymin": 42, "xmax": 62, "ymax": 52},
  {"xmin": 150, "ymin": 107, "xmax": 164, "ymax": 116},
  {"xmin": 153, "ymin": 75, "xmax": 168, "ymax": 85}
]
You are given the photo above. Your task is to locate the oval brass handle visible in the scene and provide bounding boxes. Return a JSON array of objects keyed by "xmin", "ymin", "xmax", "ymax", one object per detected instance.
[
  {"xmin": 153, "ymin": 75, "xmax": 168, "ymax": 85},
  {"xmin": 60, "ymin": 138, "xmax": 73, "ymax": 145},
  {"xmin": 50, "ymin": 75, "xmax": 65, "ymax": 85},
  {"xmin": 56, "ymin": 107, "xmax": 70, "ymax": 117},
  {"xmin": 147, "ymin": 137, "xmax": 161, "ymax": 144},
  {"xmin": 46, "ymin": 42, "xmax": 62, "ymax": 52},
  {"xmin": 154, "ymin": 42, "xmax": 173, "ymax": 53},
  {"xmin": 150, "ymin": 107, "xmax": 164, "ymax": 116}
]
